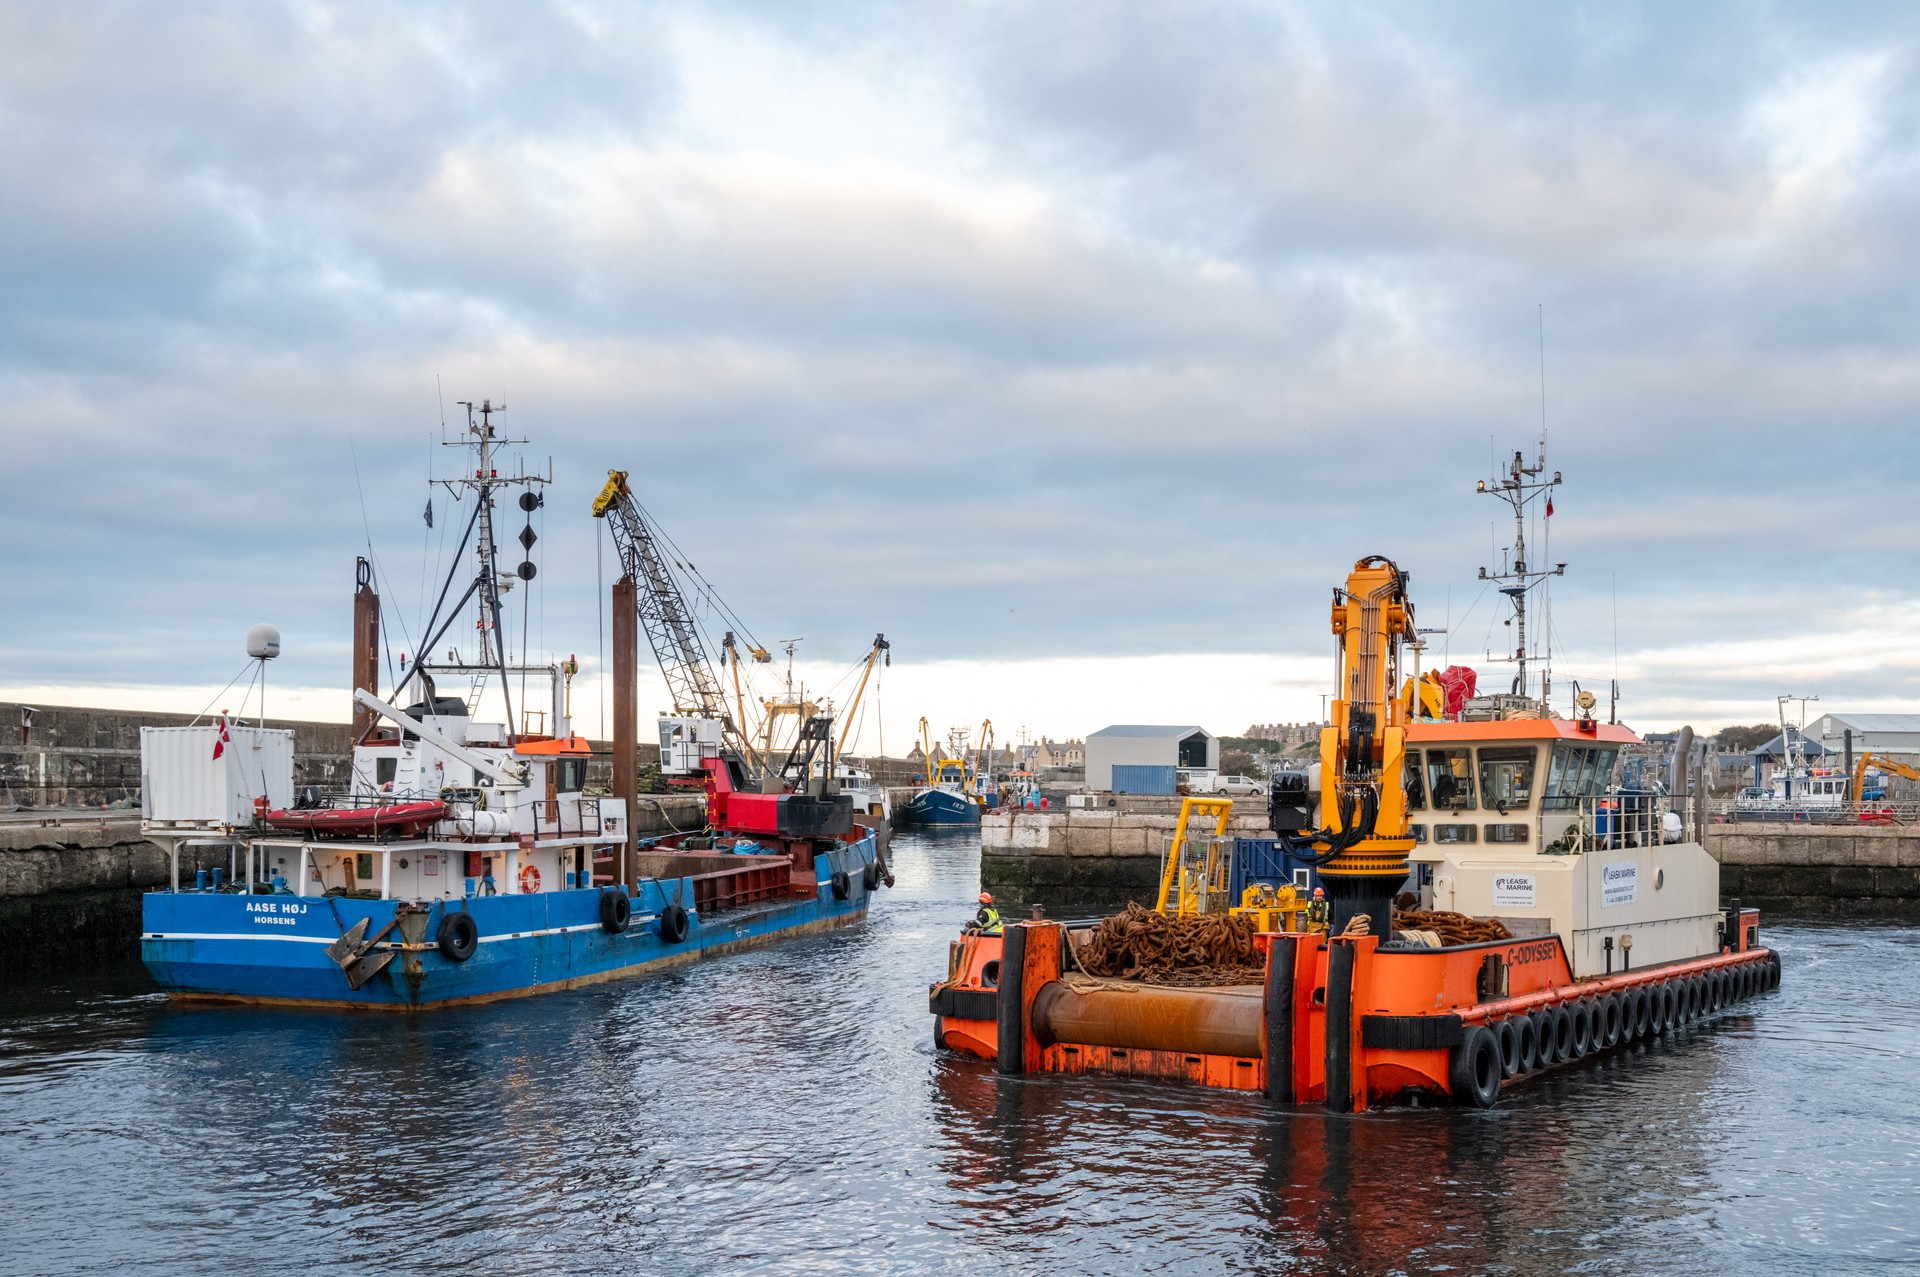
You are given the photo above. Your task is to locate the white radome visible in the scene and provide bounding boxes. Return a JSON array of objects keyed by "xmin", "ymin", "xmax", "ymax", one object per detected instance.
[{"xmin": 246, "ymin": 624, "xmax": 282, "ymax": 660}]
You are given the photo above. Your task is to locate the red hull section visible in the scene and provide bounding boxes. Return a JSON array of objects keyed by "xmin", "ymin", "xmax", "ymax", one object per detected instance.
[{"xmin": 265, "ymin": 801, "xmax": 449, "ymax": 839}]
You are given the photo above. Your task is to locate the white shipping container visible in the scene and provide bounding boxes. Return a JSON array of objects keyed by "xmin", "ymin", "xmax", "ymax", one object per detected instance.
[{"xmin": 140, "ymin": 726, "xmax": 295, "ymax": 828}]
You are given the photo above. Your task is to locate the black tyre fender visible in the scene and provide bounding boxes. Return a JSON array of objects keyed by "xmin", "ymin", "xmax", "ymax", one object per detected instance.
[
  {"xmin": 1514, "ymin": 1013, "xmax": 1539, "ymax": 1072},
  {"xmin": 1550, "ymin": 1005, "xmax": 1575, "ymax": 1062},
  {"xmin": 1599, "ymin": 994, "xmax": 1623, "ymax": 1048},
  {"xmin": 1450, "ymin": 1025, "xmax": 1502, "ymax": 1108},
  {"xmin": 830, "ymin": 870, "xmax": 851, "ymax": 901},
  {"xmin": 1494, "ymin": 1017, "xmax": 1522, "ymax": 1078},
  {"xmin": 1744, "ymin": 963, "xmax": 1760, "ymax": 999},
  {"xmin": 1767, "ymin": 950, "xmax": 1782, "ymax": 990},
  {"xmin": 599, "ymin": 890, "xmax": 632, "ymax": 934},
  {"xmin": 1531, "ymin": 1009, "xmax": 1561, "ymax": 1065},
  {"xmin": 436, "ymin": 910, "xmax": 478, "ymax": 962},
  {"xmin": 660, "ymin": 902, "xmax": 690, "ymax": 944},
  {"xmin": 1568, "ymin": 1001, "xmax": 1593, "ymax": 1057},
  {"xmin": 1708, "ymin": 969, "xmax": 1727, "ymax": 1011},
  {"xmin": 862, "ymin": 864, "xmax": 882, "ymax": 892},
  {"xmin": 1629, "ymin": 987, "xmax": 1652, "ymax": 1038}
]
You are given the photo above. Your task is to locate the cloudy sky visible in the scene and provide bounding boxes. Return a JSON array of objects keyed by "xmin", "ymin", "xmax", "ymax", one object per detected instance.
[{"xmin": 4, "ymin": 2, "xmax": 1917, "ymax": 750}]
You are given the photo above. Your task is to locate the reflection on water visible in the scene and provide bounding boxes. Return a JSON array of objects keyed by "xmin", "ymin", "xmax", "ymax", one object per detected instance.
[{"xmin": 1, "ymin": 834, "xmax": 1916, "ymax": 1275}]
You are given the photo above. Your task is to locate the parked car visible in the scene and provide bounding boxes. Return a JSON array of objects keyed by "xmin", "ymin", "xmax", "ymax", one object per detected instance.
[{"xmin": 1214, "ymin": 774, "xmax": 1267, "ymax": 797}]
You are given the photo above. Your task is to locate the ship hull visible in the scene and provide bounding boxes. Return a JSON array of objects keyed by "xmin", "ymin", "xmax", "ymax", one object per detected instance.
[
  {"xmin": 902, "ymin": 789, "xmax": 981, "ymax": 826},
  {"xmin": 142, "ymin": 837, "xmax": 878, "ymax": 1010}
]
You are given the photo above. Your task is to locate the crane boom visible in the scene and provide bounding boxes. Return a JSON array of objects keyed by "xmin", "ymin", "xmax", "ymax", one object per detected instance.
[
  {"xmin": 1270, "ymin": 555, "xmax": 1418, "ymax": 937},
  {"xmin": 592, "ymin": 470, "xmax": 731, "ymax": 730}
]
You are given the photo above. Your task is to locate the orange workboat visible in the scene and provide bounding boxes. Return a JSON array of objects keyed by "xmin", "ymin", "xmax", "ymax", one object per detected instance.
[{"xmin": 931, "ymin": 444, "xmax": 1778, "ymax": 1109}]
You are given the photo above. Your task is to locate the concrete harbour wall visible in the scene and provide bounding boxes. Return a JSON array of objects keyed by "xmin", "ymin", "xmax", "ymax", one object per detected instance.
[
  {"xmin": 980, "ymin": 806, "xmax": 1920, "ymax": 921},
  {"xmin": 1705, "ymin": 822, "xmax": 1920, "ymax": 919}
]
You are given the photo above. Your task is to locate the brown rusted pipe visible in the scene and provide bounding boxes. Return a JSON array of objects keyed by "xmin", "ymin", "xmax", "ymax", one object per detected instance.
[
  {"xmin": 1030, "ymin": 980, "xmax": 1266, "ymax": 1059},
  {"xmin": 612, "ymin": 574, "xmax": 639, "ymax": 891}
]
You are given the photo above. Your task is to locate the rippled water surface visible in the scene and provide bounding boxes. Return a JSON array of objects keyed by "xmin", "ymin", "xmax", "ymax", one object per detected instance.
[{"xmin": 2, "ymin": 832, "xmax": 1917, "ymax": 1275}]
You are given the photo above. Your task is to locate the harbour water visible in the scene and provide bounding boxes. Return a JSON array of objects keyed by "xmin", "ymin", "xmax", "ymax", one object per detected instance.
[{"xmin": 1, "ymin": 831, "xmax": 1916, "ymax": 1275}]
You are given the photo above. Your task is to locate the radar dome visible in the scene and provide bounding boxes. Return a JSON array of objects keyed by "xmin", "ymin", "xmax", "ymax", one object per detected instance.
[{"xmin": 246, "ymin": 624, "xmax": 282, "ymax": 660}]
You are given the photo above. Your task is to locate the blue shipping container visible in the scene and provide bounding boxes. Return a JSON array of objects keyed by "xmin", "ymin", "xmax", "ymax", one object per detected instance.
[{"xmin": 1112, "ymin": 764, "xmax": 1177, "ymax": 794}]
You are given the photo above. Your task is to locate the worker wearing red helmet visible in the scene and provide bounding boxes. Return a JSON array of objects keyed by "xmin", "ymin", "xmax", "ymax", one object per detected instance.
[
  {"xmin": 973, "ymin": 891, "xmax": 1003, "ymax": 935},
  {"xmin": 1305, "ymin": 885, "xmax": 1331, "ymax": 933}
]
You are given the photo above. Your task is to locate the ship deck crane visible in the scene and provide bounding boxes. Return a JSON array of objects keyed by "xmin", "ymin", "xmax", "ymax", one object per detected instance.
[
  {"xmin": 592, "ymin": 470, "xmax": 739, "ymax": 749},
  {"xmin": 1270, "ymin": 555, "xmax": 1418, "ymax": 936}
]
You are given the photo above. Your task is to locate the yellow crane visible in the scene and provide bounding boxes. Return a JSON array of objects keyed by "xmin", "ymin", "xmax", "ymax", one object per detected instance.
[
  {"xmin": 1851, "ymin": 752, "xmax": 1920, "ymax": 804},
  {"xmin": 830, "ymin": 635, "xmax": 890, "ymax": 769},
  {"xmin": 1270, "ymin": 555, "xmax": 1418, "ymax": 936}
]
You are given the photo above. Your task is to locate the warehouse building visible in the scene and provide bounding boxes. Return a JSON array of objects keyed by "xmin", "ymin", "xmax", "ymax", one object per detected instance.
[{"xmin": 1085, "ymin": 724, "xmax": 1218, "ymax": 793}]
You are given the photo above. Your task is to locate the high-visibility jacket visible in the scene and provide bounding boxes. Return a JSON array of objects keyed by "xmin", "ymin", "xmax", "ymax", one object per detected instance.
[
  {"xmin": 975, "ymin": 905, "xmax": 1003, "ymax": 934},
  {"xmin": 1306, "ymin": 899, "xmax": 1331, "ymax": 931}
]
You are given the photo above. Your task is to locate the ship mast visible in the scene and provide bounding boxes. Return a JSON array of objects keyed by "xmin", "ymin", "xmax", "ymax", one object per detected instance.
[
  {"xmin": 1477, "ymin": 435, "xmax": 1564, "ymax": 704},
  {"xmin": 401, "ymin": 399, "xmax": 549, "ymax": 741}
]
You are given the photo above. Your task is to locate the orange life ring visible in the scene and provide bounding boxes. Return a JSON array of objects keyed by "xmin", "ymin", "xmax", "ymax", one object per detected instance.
[{"xmin": 518, "ymin": 863, "xmax": 541, "ymax": 894}]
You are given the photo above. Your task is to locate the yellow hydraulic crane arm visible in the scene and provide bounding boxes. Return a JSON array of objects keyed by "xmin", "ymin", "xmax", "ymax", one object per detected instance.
[
  {"xmin": 1852, "ymin": 752, "xmax": 1920, "ymax": 803},
  {"xmin": 1267, "ymin": 556, "xmax": 1418, "ymax": 935},
  {"xmin": 831, "ymin": 634, "xmax": 890, "ymax": 769},
  {"xmin": 919, "ymin": 717, "xmax": 935, "ymax": 789}
]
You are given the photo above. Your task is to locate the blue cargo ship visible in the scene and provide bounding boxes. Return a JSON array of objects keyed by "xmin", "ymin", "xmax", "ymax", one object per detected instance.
[{"xmin": 139, "ymin": 402, "xmax": 891, "ymax": 1009}]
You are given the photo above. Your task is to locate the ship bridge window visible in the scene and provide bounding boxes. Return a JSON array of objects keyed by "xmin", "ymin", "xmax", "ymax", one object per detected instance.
[
  {"xmin": 557, "ymin": 759, "xmax": 587, "ymax": 792},
  {"xmin": 1544, "ymin": 744, "xmax": 1622, "ymax": 810},
  {"xmin": 1426, "ymin": 749, "xmax": 1476, "ymax": 810},
  {"xmin": 1404, "ymin": 750, "xmax": 1426, "ymax": 811},
  {"xmin": 376, "ymin": 758, "xmax": 397, "ymax": 787},
  {"xmin": 1478, "ymin": 748, "xmax": 1537, "ymax": 815}
]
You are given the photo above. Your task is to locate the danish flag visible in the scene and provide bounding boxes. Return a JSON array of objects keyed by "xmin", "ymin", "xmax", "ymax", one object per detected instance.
[{"xmin": 212, "ymin": 712, "xmax": 231, "ymax": 761}]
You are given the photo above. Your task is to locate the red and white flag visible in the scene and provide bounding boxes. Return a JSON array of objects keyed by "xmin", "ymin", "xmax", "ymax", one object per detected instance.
[
  {"xmin": 1545, "ymin": 497, "xmax": 1555, "ymax": 518},
  {"xmin": 212, "ymin": 712, "xmax": 231, "ymax": 761}
]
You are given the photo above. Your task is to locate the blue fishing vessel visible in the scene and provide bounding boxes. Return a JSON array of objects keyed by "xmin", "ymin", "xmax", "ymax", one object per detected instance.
[
  {"xmin": 900, "ymin": 722, "xmax": 988, "ymax": 826},
  {"xmin": 139, "ymin": 403, "xmax": 890, "ymax": 1009}
]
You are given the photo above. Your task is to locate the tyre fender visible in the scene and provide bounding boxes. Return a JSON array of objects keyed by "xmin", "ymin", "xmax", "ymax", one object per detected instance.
[
  {"xmin": 436, "ymin": 910, "xmax": 478, "ymax": 962},
  {"xmin": 660, "ymin": 902, "xmax": 690, "ymax": 944},
  {"xmin": 1449, "ymin": 1025, "xmax": 1502, "ymax": 1108},
  {"xmin": 599, "ymin": 890, "xmax": 632, "ymax": 934},
  {"xmin": 1494, "ymin": 1017, "xmax": 1522, "ymax": 1078}
]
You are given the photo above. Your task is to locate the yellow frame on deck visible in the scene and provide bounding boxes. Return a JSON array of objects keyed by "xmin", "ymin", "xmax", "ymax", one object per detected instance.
[{"xmin": 1154, "ymin": 796, "xmax": 1235, "ymax": 915}]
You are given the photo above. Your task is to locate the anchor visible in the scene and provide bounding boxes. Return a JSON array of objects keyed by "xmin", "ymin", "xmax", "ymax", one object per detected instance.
[{"xmin": 326, "ymin": 914, "xmax": 401, "ymax": 990}]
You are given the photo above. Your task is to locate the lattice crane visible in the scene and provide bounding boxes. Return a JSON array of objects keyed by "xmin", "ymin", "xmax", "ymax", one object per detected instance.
[{"xmin": 592, "ymin": 470, "xmax": 735, "ymax": 742}]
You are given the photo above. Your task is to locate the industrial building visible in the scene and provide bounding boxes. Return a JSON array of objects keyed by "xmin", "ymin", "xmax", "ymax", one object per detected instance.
[
  {"xmin": 1085, "ymin": 724, "xmax": 1217, "ymax": 793},
  {"xmin": 1802, "ymin": 713, "xmax": 1920, "ymax": 768}
]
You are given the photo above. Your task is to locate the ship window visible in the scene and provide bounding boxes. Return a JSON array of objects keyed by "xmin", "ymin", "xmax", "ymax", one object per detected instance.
[
  {"xmin": 1478, "ymin": 748, "xmax": 1537, "ymax": 815},
  {"xmin": 376, "ymin": 758, "xmax": 397, "ymax": 787},
  {"xmin": 1404, "ymin": 750, "xmax": 1426, "ymax": 811},
  {"xmin": 557, "ymin": 759, "xmax": 588, "ymax": 792},
  {"xmin": 1434, "ymin": 823, "xmax": 1477, "ymax": 843},
  {"xmin": 1546, "ymin": 744, "xmax": 1621, "ymax": 809},
  {"xmin": 1425, "ymin": 749, "xmax": 1476, "ymax": 810},
  {"xmin": 1485, "ymin": 823, "xmax": 1529, "ymax": 843}
]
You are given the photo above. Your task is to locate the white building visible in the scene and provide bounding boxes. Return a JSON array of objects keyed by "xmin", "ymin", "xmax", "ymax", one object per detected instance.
[
  {"xmin": 1085, "ymin": 725, "xmax": 1218, "ymax": 793},
  {"xmin": 1804, "ymin": 713, "xmax": 1920, "ymax": 767}
]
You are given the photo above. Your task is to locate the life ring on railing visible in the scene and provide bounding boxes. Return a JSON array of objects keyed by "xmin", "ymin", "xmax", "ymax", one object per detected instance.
[{"xmin": 518, "ymin": 864, "xmax": 541, "ymax": 894}]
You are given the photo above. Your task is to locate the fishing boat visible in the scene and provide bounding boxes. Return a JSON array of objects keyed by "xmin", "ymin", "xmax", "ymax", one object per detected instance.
[
  {"xmin": 930, "ymin": 439, "xmax": 1777, "ymax": 1108},
  {"xmin": 139, "ymin": 403, "xmax": 887, "ymax": 1010},
  {"xmin": 901, "ymin": 722, "xmax": 990, "ymax": 826}
]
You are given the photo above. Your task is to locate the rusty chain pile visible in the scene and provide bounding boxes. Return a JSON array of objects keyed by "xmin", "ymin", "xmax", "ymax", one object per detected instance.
[
  {"xmin": 1391, "ymin": 908, "xmax": 1513, "ymax": 946},
  {"xmin": 1076, "ymin": 903, "xmax": 1268, "ymax": 987}
]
